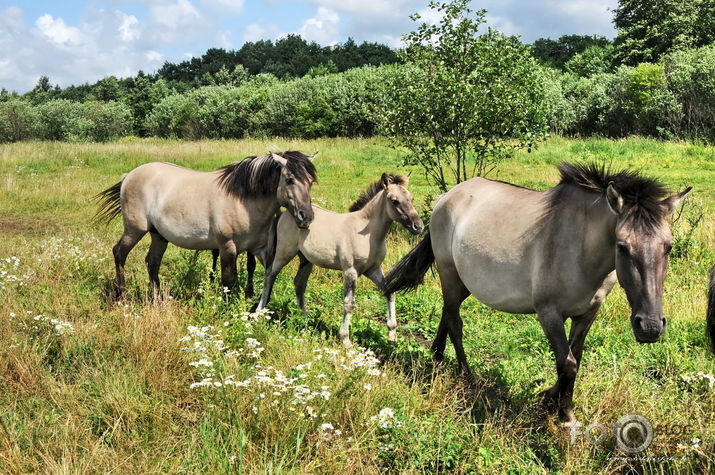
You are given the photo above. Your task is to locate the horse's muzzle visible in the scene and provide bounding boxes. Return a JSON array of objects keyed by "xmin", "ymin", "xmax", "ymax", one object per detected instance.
[
  {"xmin": 407, "ymin": 218, "xmax": 424, "ymax": 235},
  {"xmin": 632, "ymin": 313, "xmax": 667, "ymax": 343},
  {"xmin": 294, "ymin": 209, "xmax": 313, "ymax": 229}
]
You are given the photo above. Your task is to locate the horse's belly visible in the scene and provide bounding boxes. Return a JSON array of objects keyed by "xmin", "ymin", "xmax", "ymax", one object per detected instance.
[
  {"xmin": 151, "ymin": 215, "xmax": 214, "ymax": 250},
  {"xmin": 454, "ymin": 255, "xmax": 535, "ymax": 314}
]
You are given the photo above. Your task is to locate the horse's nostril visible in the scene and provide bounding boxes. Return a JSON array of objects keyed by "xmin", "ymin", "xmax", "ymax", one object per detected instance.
[{"xmin": 662, "ymin": 317, "xmax": 667, "ymax": 328}]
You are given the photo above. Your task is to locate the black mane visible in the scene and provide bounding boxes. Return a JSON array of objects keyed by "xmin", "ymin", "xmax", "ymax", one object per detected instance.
[
  {"xmin": 216, "ymin": 151, "xmax": 317, "ymax": 198},
  {"xmin": 349, "ymin": 174, "xmax": 407, "ymax": 212},
  {"xmin": 550, "ymin": 162, "xmax": 670, "ymax": 229}
]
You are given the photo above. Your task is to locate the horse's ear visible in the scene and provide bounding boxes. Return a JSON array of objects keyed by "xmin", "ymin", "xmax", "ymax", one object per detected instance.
[
  {"xmin": 606, "ymin": 182, "xmax": 624, "ymax": 215},
  {"xmin": 308, "ymin": 152, "xmax": 318, "ymax": 162},
  {"xmin": 661, "ymin": 186, "xmax": 692, "ymax": 216},
  {"xmin": 381, "ymin": 173, "xmax": 390, "ymax": 189},
  {"xmin": 402, "ymin": 175, "xmax": 410, "ymax": 187},
  {"xmin": 270, "ymin": 152, "xmax": 287, "ymax": 167}
]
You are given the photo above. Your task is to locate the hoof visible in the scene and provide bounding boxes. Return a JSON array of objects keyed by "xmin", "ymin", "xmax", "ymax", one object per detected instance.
[
  {"xmin": 341, "ymin": 338, "xmax": 353, "ymax": 349},
  {"xmin": 387, "ymin": 330, "xmax": 397, "ymax": 344},
  {"xmin": 538, "ymin": 389, "xmax": 559, "ymax": 414}
]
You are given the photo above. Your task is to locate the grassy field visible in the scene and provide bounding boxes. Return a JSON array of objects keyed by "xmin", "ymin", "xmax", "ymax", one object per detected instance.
[{"xmin": 0, "ymin": 136, "xmax": 713, "ymax": 473}]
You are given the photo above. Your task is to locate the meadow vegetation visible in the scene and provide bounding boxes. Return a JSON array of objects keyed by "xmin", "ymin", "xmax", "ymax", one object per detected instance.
[{"xmin": 0, "ymin": 136, "xmax": 713, "ymax": 472}]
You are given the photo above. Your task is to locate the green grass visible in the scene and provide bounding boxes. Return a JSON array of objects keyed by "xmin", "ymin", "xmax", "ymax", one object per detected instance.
[{"xmin": 0, "ymin": 136, "xmax": 713, "ymax": 473}]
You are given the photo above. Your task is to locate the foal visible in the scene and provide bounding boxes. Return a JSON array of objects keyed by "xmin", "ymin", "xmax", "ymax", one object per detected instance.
[{"xmin": 257, "ymin": 174, "xmax": 424, "ymax": 346}]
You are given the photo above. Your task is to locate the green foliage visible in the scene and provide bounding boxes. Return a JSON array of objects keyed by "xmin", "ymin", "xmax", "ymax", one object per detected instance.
[
  {"xmin": 662, "ymin": 44, "xmax": 715, "ymax": 141},
  {"xmin": 532, "ymin": 35, "xmax": 612, "ymax": 70},
  {"xmin": 565, "ymin": 44, "xmax": 614, "ymax": 77},
  {"xmin": 0, "ymin": 99, "xmax": 37, "ymax": 142},
  {"xmin": 33, "ymin": 99, "xmax": 133, "ymax": 142},
  {"xmin": 380, "ymin": 0, "xmax": 548, "ymax": 191},
  {"xmin": 612, "ymin": 0, "xmax": 715, "ymax": 65}
]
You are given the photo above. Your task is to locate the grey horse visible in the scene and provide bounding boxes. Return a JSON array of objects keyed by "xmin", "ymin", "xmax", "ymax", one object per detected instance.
[
  {"xmin": 385, "ymin": 162, "xmax": 690, "ymax": 425},
  {"xmin": 96, "ymin": 151, "xmax": 317, "ymax": 300}
]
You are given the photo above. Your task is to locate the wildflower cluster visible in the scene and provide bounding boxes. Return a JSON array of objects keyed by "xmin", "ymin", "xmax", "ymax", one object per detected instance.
[
  {"xmin": 680, "ymin": 372, "xmax": 715, "ymax": 392},
  {"xmin": 0, "ymin": 256, "xmax": 32, "ymax": 289},
  {"xmin": 179, "ymin": 325, "xmax": 230, "ymax": 386},
  {"xmin": 368, "ymin": 407, "xmax": 404, "ymax": 455},
  {"xmin": 369, "ymin": 407, "xmax": 402, "ymax": 429},
  {"xmin": 312, "ymin": 346, "xmax": 383, "ymax": 376},
  {"xmin": 12, "ymin": 310, "xmax": 75, "ymax": 336},
  {"xmin": 39, "ymin": 237, "xmax": 107, "ymax": 268},
  {"xmin": 676, "ymin": 437, "xmax": 701, "ymax": 454}
]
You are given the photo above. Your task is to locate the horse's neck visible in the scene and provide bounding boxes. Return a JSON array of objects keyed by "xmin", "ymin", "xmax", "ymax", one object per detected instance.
[
  {"xmin": 356, "ymin": 192, "xmax": 392, "ymax": 238},
  {"xmin": 573, "ymin": 190, "xmax": 618, "ymax": 276},
  {"xmin": 242, "ymin": 195, "xmax": 281, "ymax": 221}
]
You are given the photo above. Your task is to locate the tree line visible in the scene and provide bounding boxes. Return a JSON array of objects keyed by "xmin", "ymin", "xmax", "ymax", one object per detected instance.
[{"xmin": 1, "ymin": 0, "xmax": 714, "ymax": 145}]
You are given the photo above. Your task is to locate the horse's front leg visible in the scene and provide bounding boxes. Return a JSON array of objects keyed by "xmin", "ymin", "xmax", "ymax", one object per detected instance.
[
  {"xmin": 537, "ymin": 307, "xmax": 578, "ymax": 426},
  {"xmin": 245, "ymin": 252, "xmax": 256, "ymax": 299},
  {"xmin": 340, "ymin": 267, "xmax": 358, "ymax": 348},
  {"xmin": 294, "ymin": 253, "xmax": 313, "ymax": 311},
  {"xmin": 365, "ymin": 267, "xmax": 397, "ymax": 343}
]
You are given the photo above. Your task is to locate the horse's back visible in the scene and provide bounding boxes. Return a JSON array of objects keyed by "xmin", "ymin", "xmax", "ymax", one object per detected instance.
[{"xmin": 431, "ymin": 177, "xmax": 545, "ymax": 313}]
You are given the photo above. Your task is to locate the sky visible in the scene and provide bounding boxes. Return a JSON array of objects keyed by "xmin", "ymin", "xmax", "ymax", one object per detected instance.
[{"xmin": 0, "ymin": 0, "xmax": 618, "ymax": 93}]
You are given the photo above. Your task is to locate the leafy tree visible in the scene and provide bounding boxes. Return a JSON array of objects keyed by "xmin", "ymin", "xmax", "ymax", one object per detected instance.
[
  {"xmin": 565, "ymin": 44, "xmax": 615, "ymax": 76},
  {"xmin": 380, "ymin": 0, "xmax": 547, "ymax": 191},
  {"xmin": 532, "ymin": 35, "xmax": 612, "ymax": 69},
  {"xmin": 612, "ymin": 0, "xmax": 705, "ymax": 65},
  {"xmin": 93, "ymin": 76, "xmax": 122, "ymax": 102}
]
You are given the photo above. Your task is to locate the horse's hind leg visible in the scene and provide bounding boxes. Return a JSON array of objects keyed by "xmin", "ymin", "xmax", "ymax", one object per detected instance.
[
  {"xmin": 146, "ymin": 232, "xmax": 168, "ymax": 302},
  {"xmin": 111, "ymin": 229, "xmax": 146, "ymax": 300},
  {"xmin": 340, "ymin": 267, "xmax": 358, "ymax": 348},
  {"xmin": 294, "ymin": 252, "xmax": 313, "ymax": 311},
  {"xmin": 245, "ymin": 252, "xmax": 256, "ymax": 299},
  {"xmin": 365, "ymin": 267, "xmax": 397, "ymax": 343},
  {"xmin": 435, "ymin": 264, "xmax": 471, "ymax": 373}
]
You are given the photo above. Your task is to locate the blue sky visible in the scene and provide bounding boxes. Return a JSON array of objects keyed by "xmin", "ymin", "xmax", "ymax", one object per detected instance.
[{"xmin": 0, "ymin": 1, "xmax": 618, "ymax": 93}]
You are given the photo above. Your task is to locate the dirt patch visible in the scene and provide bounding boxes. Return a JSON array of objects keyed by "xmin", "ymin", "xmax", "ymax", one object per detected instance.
[{"xmin": 0, "ymin": 215, "xmax": 56, "ymax": 237}]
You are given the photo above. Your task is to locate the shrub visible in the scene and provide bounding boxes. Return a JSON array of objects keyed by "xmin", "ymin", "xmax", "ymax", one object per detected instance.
[
  {"xmin": 0, "ymin": 99, "xmax": 37, "ymax": 142},
  {"xmin": 35, "ymin": 99, "xmax": 89, "ymax": 141}
]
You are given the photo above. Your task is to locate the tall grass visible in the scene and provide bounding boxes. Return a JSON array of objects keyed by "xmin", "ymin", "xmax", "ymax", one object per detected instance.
[{"xmin": 0, "ymin": 136, "xmax": 713, "ymax": 472}]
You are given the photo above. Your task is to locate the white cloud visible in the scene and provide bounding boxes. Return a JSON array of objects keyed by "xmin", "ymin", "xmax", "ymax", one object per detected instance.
[
  {"xmin": 150, "ymin": 0, "xmax": 201, "ymax": 30},
  {"xmin": 35, "ymin": 14, "xmax": 84, "ymax": 46},
  {"xmin": 297, "ymin": 7, "xmax": 340, "ymax": 46},
  {"xmin": 146, "ymin": 50, "xmax": 164, "ymax": 62},
  {"xmin": 243, "ymin": 23, "xmax": 282, "ymax": 42},
  {"xmin": 201, "ymin": 0, "xmax": 245, "ymax": 13},
  {"xmin": 118, "ymin": 12, "xmax": 140, "ymax": 42}
]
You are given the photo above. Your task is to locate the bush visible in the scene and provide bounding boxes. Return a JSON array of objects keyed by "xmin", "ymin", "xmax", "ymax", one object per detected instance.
[
  {"xmin": 83, "ymin": 101, "xmax": 133, "ymax": 141},
  {"xmin": 0, "ymin": 99, "xmax": 37, "ymax": 142},
  {"xmin": 35, "ymin": 99, "xmax": 89, "ymax": 141},
  {"xmin": 663, "ymin": 45, "xmax": 715, "ymax": 141}
]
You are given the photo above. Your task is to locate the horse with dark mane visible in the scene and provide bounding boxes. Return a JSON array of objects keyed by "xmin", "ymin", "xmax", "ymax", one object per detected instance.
[
  {"xmin": 384, "ymin": 162, "xmax": 690, "ymax": 425},
  {"xmin": 96, "ymin": 151, "xmax": 317, "ymax": 300}
]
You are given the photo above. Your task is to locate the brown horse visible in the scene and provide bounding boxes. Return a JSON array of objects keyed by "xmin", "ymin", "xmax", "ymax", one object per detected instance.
[
  {"xmin": 385, "ymin": 162, "xmax": 690, "ymax": 425},
  {"xmin": 257, "ymin": 173, "xmax": 423, "ymax": 346},
  {"xmin": 96, "ymin": 151, "xmax": 317, "ymax": 300}
]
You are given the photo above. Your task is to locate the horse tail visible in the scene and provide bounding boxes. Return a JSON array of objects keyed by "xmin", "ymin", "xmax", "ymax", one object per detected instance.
[
  {"xmin": 383, "ymin": 231, "xmax": 434, "ymax": 295},
  {"xmin": 94, "ymin": 177, "xmax": 124, "ymax": 225},
  {"xmin": 707, "ymin": 264, "xmax": 715, "ymax": 353}
]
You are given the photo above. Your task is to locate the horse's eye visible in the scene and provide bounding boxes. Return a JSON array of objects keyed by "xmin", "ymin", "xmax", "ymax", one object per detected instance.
[
  {"xmin": 665, "ymin": 242, "xmax": 673, "ymax": 254},
  {"xmin": 617, "ymin": 243, "xmax": 629, "ymax": 255},
  {"xmin": 285, "ymin": 178, "xmax": 295, "ymax": 185},
  {"xmin": 391, "ymin": 199, "xmax": 399, "ymax": 206}
]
